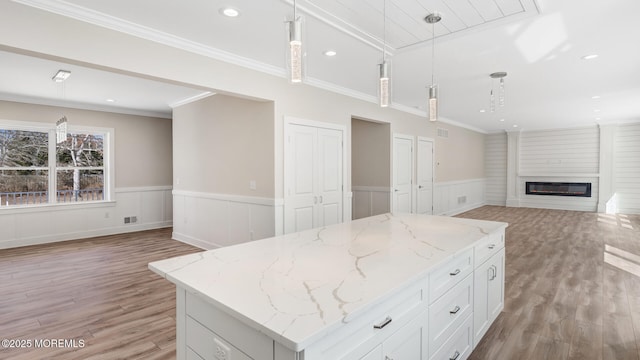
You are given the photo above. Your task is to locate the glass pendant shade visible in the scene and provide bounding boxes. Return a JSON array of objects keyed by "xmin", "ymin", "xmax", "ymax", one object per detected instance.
[
  {"xmin": 428, "ymin": 85, "xmax": 438, "ymax": 122},
  {"xmin": 287, "ymin": 18, "xmax": 303, "ymax": 83},
  {"xmin": 499, "ymin": 78, "xmax": 505, "ymax": 107},
  {"xmin": 379, "ymin": 62, "xmax": 390, "ymax": 107}
]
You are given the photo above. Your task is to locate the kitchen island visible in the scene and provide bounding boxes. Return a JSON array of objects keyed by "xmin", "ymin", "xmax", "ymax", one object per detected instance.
[{"xmin": 149, "ymin": 213, "xmax": 507, "ymax": 360}]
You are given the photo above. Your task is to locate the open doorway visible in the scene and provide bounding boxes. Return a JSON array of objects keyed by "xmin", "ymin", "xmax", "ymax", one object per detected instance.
[{"xmin": 351, "ymin": 117, "xmax": 391, "ymax": 220}]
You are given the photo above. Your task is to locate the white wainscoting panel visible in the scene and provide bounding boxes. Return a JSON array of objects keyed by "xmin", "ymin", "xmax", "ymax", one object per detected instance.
[
  {"xmin": 614, "ymin": 123, "xmax": 640, "ymax": 214},
  {"xmin": 172, "ymin": 190, "xmax": 277, "ymax": 249},
  {"xmin": 485, "ymin": 133, "xmax": 507, "ymax": 205},
  {"xmin": 518, "ymin": 176, "xmax": 599, "ymax": 212},
  {"xmin": 434, "ymin": 179, "xmax": 486, "ymax": 216},
  {"xmin": 352, "ymin": 186, "xmax": 391, "ymax": 220},
  {"xmin": 0, "ymin": 186, "xmax": 173, "ymax": 249}
]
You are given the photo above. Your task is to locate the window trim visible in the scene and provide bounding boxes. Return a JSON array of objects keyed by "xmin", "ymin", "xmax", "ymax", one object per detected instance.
[{"xmin": 0, "ymin": 119, "xmax": 115, "ymax": 208}]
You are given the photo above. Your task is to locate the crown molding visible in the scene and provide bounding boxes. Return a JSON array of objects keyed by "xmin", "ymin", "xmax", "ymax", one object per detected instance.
[
  {"xmin": 0, "ymin": 92, "xmax": 172, "ymax": 119},
  {"xmin": 169, "ymin": 91, "xmax": 215, "ymax": 109},
  {"xmin": 12, "ymin": 0, "xmax": 286, "ymax": 78}
]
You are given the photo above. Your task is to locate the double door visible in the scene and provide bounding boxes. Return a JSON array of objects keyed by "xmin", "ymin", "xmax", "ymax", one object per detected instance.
[
  {"xmin": 285, "ymin": 123, "xmax": 343, "ymax": 233},
  {"xmin": 393, "ymin": 135, "xmax": 433, "ymax": 215}
]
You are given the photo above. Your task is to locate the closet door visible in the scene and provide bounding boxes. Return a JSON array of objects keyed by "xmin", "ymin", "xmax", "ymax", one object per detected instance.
[
  {"xmin": 286, "ymin": 124, "xmax": 318, "ymax": 233},
  {"xmin": 285, "ymin": 122, "xmax": 344, "ymax": 233},
  {"xmin": 393, "ymin": 134, "xmax": 414, "ymax": 214},
  {"xmin": 416, "ymin": 137, "xmax": 434, "ymax": 215},
  {"xmin": 317, "ymin": 128, "xmax": 343, "ymax": 227}
]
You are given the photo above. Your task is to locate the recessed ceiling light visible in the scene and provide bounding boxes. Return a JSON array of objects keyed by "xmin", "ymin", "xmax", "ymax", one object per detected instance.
[
  {"xmin": 106, "ymin": 99, "xmax": 115, "ymax": 103},
  {"xmin": 513, "ymin": 124, "xmax": 518, "ymax": 128},
  {"xmin": 591, "ymin": 95, "xmax": 601, "ymax": 99},
  {"xmin": 500, "ymin": 119, "xmax": 505, "ymax": 122},
  {"xmin": 52, "ymin": 70, "xmax": 71, "ymax": 82},
  {"xmin": 581, "ymin": 54, "xmax": 598, "ymax": 60},
  {"xmin": 594, "ymin": 109, "xmax": 601, "ymax": 112},
  {"xmin": 324, "ymin": 50, "xmax": 337, "ymax": 57},
  {"xmin": 479, "ymin": 109, "xmax": 486, "ymax": 113},
  {"xmin": 595, "ymin": 117, "xmax": 601, "ymax": 120},
  {"xmin": 220, "ymin": 7, "xmax": 240, "ymax": 17}
]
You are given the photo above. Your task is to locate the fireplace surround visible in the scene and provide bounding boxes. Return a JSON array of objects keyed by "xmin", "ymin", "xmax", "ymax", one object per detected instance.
[{"xmin": 525, "ymin": 182, "xmax": 592, "ymax": 197}]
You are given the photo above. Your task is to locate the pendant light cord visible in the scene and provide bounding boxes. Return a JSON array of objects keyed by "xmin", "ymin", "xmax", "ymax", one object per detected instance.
[
  {"xmin": 383, "ymin": 0, "xmax": 387, "ymax": 62},
  {"xmin": 431, "ymin": 21, "xmax": 435, "ymax": 85}
]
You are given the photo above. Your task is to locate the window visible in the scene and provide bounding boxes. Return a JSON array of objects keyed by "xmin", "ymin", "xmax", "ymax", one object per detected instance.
[{"xmin": 0, "ymin": 120, "xmax": 112, "ymax": 207}]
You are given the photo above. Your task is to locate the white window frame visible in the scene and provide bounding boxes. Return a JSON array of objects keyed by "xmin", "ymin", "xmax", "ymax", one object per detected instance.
[{"xmin": 0, "ymin": 119, "xmax": 115, "ymax": 208}]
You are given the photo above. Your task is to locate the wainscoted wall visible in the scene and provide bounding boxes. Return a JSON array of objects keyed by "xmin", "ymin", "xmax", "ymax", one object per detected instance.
[
  {"xmin": 352, "ymin": 186, "xmax": 391, "ymax": 220},
  {"xmin": 0, "ymin": 186, "xmax": 173, "ymax": 249},
  {"xmin": 434, "ymin": 178, "xmax": 486, "ymax": 216},
  {"xmin": 172, "ymin": 190, "xmax": 277, "ymax": 249}
]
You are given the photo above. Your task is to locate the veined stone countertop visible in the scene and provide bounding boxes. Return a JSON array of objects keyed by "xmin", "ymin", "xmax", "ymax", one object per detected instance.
[{"xmin": 149, "ymin": 213, "xmax": 507, "ymax": 352}]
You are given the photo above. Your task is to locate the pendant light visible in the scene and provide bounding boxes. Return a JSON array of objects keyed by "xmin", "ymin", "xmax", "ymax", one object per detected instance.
[
  {"xmin": 286, "ymin": 0, "xmax": 303, "ymax": 83},
  {"xmin": 52, "ymin": 69, "xmax": 70, "ymax": 143},
  {"xmin": 490, "ymin": 72, "xmax": 507, "ymax": 112},
  {"xmin": 425, "ymin": 13, "xmax": 441, "ymax": 122},
  {"xmin": 378, "ymin": 0, "xmax": 390, "ymax": 107}
]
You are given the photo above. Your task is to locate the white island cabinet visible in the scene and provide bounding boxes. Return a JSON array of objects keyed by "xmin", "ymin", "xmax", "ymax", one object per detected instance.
[{"xmin": 149, "ymin": 213, "xmax": 507, "ymax": 360}]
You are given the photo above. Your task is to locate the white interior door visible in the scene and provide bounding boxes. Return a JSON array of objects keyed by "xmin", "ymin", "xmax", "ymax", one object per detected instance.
[
  {"xmin": 285, "ymin": 121, "xmax": 344, "ymax": 233},
  {"xmin": 285, "ymin": 124, "xmax": 317, "ymax": 233},
  {"xmin": 417, "ymin": 137, "xmax": 434, "ymax": 215},
  {"xmin": 393, "ymin": 135, "xmax": 413, "ymax": 214},
  {"xmin": 317, "ymin": 128, "xmax": 343, "ymax": 227}
]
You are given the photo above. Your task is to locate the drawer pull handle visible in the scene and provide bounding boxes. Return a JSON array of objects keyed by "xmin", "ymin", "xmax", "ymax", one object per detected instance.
[
  {"xmin": 450, "ymin": 350, "xmax": 460, "ymax": 360},
  {"xmin": 449, "ymin": 269, "xmax": 460, "ymax": 276},
  {"xmin": 488, "ymin": 244, "xmax": 495, "ymax": 249},
  {"xmin": 374, "ymin": 316, "xmax": 393, "ymax": 329},
  {"xmin": 450, "ymin": 305, "xmax": 461, "ymax": 314}
]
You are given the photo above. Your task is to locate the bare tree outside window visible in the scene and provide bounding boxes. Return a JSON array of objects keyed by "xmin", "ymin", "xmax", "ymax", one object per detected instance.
[{"xmin": 0, "ymin": 127, "xmax": 107, "ymax": 206}]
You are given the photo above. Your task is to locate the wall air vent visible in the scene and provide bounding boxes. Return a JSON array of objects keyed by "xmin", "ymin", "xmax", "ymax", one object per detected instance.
[{"xmin": 437, "ymin": 128, "xmax": 449, "ymax": 138}]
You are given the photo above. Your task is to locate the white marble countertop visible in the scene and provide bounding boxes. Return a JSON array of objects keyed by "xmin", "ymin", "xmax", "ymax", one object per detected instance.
[{"xmin": 149, "ymin": 213, "xmax": 507, "ymax": 352}]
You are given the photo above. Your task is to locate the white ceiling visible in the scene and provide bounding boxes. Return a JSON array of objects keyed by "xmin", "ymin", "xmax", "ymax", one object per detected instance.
[{"xmin": 4, "ymin": 0, "xmax": 640, "ymax": 132}]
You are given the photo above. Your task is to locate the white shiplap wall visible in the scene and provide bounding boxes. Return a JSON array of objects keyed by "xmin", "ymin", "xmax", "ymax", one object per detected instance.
[
  {"xmin": 518, "ymin": 126, "xmax": 599, "ymax": 211},
  {"xmin": 485, "ymin": 133, "xmax": 507, "ymax": 205},
  {"xmin": 519, "ymin": 127, "xmax": 599, "ymax": 175},
  {"xmin": 614, "ymin": 123, "xmax": 640, "ymax": 213}
]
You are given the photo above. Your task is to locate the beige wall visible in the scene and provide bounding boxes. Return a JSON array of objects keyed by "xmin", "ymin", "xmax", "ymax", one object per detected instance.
[
  {"xmin": 0, "ymin": 100, "xmax": 172, "ymax": 188},
  {"xmin": 352, "ymin": 119, "xmax": 391, "ymax": 187},
  {"xmin": 0, "ymin": 1, "xmax": 486, "ymax": 199},
  {"xmin": 173, "ymin": 94, "xmax": 274, "ymax": 197}
]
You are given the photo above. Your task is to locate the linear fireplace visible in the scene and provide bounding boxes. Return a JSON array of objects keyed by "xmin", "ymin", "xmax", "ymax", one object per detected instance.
[{"xmin": 525, "ymin": 182, "xmax": 592, "ymax": 197}]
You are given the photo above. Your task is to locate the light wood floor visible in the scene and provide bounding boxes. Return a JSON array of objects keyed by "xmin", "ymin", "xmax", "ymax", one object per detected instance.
[
  {"xmin": 1, "ymin": 207, "xmax": 639, "ymax": 359},
  {"xmin": 460, "ymin": 206, "xmax": 640, "ymax": 360},
  {"xmin": 0, "ymin": 228, "xmax": 200, "ymax": 360}
]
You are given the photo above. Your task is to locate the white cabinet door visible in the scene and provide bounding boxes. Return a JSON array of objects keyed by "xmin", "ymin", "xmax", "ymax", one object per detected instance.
[
  {"xmin": 383, "ymin": 311, "xmax": 427, "ymax": 359},
  {"xmin": 416, "ymin": 137, "xmax": 433, "ymax": 215},
  {"xmin": 393, "ymin": 135, "xmax": 413, "ymax": 214},
  {"xmin": 285, "ymin": 123, "xmax": 344, "ymax": 233},
  {"xmin": 473, "ymin": 248, "xmax": 505, "ymax": 346}
]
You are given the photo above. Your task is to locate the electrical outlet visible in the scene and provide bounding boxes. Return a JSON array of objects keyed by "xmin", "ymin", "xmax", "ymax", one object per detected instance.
[
  {"xmin": 131, "ymin": 216, "xmax": 137, "ymax": 223},
  {"xmin": 124, "ymin": 216, "xmax": 130, "ymax": 224},
  {"xmin": 213, "ymin": 338, "xmax": 231, "ymax": 360}
]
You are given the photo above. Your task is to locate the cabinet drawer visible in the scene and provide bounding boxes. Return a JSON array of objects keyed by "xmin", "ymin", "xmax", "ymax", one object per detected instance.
[
  {"xmin": 474, "ymin": 231, "xmax": 504, "ymax": 267},
  {"xmin": 306, "ymin": 280, "xmax": 426, "ymax": 360},
  {"xmin": 429, "ymin": 248, "xmax": 473, "ymax": 303},
  {"xmin": 186, "ymin": 293, "xmax": 272, "ymax": 360},
  {"xmin": 430, "ymin": 314, "xmax": 473, "ymax": 360},
  {"xmin": 429, "ymin": 274, "xmax": 473, "ymax": 355},
  {"xmin": 186, "ymin": 316, "xmax": 252, "ymax": 360}
]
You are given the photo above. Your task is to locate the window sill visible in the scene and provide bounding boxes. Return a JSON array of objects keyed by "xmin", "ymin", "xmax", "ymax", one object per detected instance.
[{"xmin": 0, "ymin": 200, "xmax": 117, "ymax": 215}]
